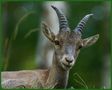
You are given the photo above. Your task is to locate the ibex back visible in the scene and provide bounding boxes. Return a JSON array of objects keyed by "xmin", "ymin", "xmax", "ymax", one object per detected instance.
[{"xmin": 1, "ymin": 6, "xmax": 99, "ymax": 89}]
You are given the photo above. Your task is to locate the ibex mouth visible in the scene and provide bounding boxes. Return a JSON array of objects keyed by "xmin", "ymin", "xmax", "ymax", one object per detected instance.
[{"xmin": 62, "ymin": 62, "xmax": 72, "ymax": 68}]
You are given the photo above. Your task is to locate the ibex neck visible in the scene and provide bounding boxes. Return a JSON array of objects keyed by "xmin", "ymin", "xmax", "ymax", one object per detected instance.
[{"xmin": 46, "ymin": 52, "xmax": 69, "ymax": 88}]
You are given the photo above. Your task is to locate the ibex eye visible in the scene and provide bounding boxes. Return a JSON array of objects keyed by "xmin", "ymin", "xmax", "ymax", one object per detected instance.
[
  {"xmin": 54, "ymin": 40, "xmax": 60, "ymax": 45},
  {"xmin": 78, "ymin": 45, "xmax": 82, "ymax": 49}
]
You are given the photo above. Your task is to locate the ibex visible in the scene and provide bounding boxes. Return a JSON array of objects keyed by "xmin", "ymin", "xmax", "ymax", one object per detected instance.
[{"xmin": 1, "ymin": 6, "xmax": 99, "ymax": 89}]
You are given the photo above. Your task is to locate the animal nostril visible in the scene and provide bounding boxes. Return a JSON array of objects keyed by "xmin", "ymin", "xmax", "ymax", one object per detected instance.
[{"xmin": 65, "ymin": 57, "xmax": 73, "ymax": 63}]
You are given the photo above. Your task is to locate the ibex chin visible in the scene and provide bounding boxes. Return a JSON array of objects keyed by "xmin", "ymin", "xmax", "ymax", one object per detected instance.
[{"xmin": 1, "ymin": 6, "xmax": 99, "ymax": 89}]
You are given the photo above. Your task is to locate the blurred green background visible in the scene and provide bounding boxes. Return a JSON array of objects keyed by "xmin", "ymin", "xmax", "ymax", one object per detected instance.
[{"xmin": 1, "ymin": 1, "xmax": 111, "ymax": 89}]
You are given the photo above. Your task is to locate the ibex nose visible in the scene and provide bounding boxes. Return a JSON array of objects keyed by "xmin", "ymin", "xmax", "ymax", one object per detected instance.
[{"xmin": 65, "ymin": 56, "xmax": 74, "ymax": 63}]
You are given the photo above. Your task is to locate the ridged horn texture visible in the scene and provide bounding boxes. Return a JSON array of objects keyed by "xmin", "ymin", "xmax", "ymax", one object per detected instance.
[
  {"xmin": 51, "ymin": 5, "xmax": 69, "ymax": 32},
  {"xmin": 74, "ymin": 14, "xmax": 93, "ymax": 34}
]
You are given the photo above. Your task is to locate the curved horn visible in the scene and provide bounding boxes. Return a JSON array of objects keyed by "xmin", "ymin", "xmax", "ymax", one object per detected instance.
[
  {"xmin": 74, "ymin": 14, "xmax": 93, "ymax": 34},
  {"xmin": 51, "ymin": 5, "xmax": 69, "ymax": 32}
]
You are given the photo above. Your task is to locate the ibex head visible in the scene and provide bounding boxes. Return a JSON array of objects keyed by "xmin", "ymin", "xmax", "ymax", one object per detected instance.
[{"xmin": 42, "ymin": 6, "xmax": 99, "ymax": 70}]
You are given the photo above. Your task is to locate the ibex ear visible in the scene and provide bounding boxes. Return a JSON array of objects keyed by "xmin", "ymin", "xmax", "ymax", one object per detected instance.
[
  {"xmin": 82, "ymin": 34, "xmax": 99, "ymax": 47},
  {"xmin": 42, "ymin": 22, "xmax": 56, "ymax": 43}
]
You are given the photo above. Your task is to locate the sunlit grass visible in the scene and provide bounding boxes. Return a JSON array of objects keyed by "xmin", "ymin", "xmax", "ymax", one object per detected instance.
[
  {"xmin": 24, "ymin": 28, "xmax": 39, "ymax": 39},
  {"xmin": 73, "ymin": 73, "xmax": 88, "ymax": 89},
  {"xmin": 4, "ymin": 11, "xmax": 38, "ymax": 70},
  {"xmin": 13, "ymin": 11, "xmax": 36, "ymax": 40}
]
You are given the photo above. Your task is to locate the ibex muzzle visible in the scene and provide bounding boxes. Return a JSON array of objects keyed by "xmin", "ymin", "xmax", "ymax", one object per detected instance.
[{"xmin": 42, "ymin": 6, "xmax": 99, "ymax": 71}]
